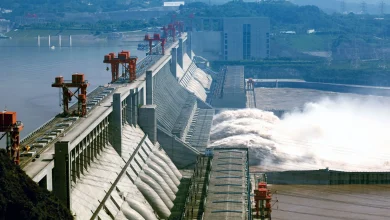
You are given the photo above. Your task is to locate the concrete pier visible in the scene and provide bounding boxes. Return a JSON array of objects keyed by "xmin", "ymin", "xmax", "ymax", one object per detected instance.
[
  {"xmin": 112, "ymin": 93, "xmax": 123, "ymax": 156},
  {"xmin": 171, "ymin": 47, "xmax": 178, "ymax": 79},
  {"xmin": 139, "ymin": 105, "xmax": 157, "ymax": 144},
  {"xmin": 146, "ymin": 70, "xmax": 153, "ymax": 105},
  {"xmin": 178, "ymin": 38, "xmax": 184, "ymax": 69},
  {"xmin": 53, "ymin": 141, "xmax": 71, "ymax": 209}
]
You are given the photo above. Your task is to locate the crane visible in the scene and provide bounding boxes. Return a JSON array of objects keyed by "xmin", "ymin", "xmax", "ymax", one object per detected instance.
[
  {"xmin": 254, "ymin": 174, "xmax": 272, "ymax": 220},
  {"xmin": 173, "ymin": 21, "xmax": 184, "ymax": 34},
  {"xmin": 0, "ymin": 110, "xmax": 24, "ymax": 165},
  {"xmin": 144, "ymin": 34, "xmax": 166, "ymax": 55},
  {"xmin": 167, "ymin": 24, "xmax": 176, "ymax": 42},
  {"xmin": 247, "ymin": 78, "xmax": 254, "ymax": 90},
  {"xmin": 51, "ymin": 73, "xmax": 89, "ymax": 117},
  {"xmin": 103, "ymin": 51, "xmax": 138, "ymax": 83}
]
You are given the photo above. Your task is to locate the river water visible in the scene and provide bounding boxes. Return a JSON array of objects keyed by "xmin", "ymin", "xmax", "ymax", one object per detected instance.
[{"xmin": 0, "ymin": 36, "xmax": 145, "ymax": 141}]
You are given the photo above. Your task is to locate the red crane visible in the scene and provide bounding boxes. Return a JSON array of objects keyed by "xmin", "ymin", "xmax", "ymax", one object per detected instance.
[
  {"xmin": 254, "ymin": 181, "xmax": 272, "ymax": 219},
  {"xmin": 144, "ymin": 33, "xmax": 166, "ymax": 55},
  {"xmin": 52, "ymin": 73, "xmax": 89, "ymax": 117},
  {"xmin": 167, "ymin": 24, "xmax": 176, "ymax": 42},
  {"xmin": 103, "ymin": 51, "xmax": 138, "ymax": 83},
  {"xmin": 188, "ymin": 13, "xmax": 195, "ymax": 31},
  {"xmin": 0, "ymin": 111, "xmax": 24, "ymax": 165},
  {"xmin": 174, "ymin": 21, "xmax": 184, "ymax": 34},
  {"xmin": 171, "ymin": 14, "xmax": 177, "ymax": 23},
  {"xmin": 161, "ymin": 26, "xmax": 169, "ymax": 39}
]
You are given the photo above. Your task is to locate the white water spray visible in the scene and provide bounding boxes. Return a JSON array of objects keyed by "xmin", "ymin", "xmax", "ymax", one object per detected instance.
[{"xmin": 210, "ymin": 96, "xmax": 390, "ymax": 171}]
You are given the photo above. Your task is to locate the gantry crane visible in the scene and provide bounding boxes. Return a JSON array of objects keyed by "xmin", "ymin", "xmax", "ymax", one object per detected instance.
[
  {"xmin": 173, "ymin": 21, "xmax": 184, "ymax": 34},
  {"xmin": 167, "ymin": 24, "xmax": 176, "ymax": 42},
  {"xmin": 144, "ymin": 34, "xmax": 166, "ymax": 55},
  {"xmin": 254, "ymin": 178, "xmax": 272, "ymax": 219},
  {"xmin": 161, "ymin": 26, "xmax": 169, "ymax": 39},
  {"xmin": 0, "ymin": 110, "xmax": 24, "ymax": 165},
  {"xmin": 52, "ymin": 73, "xmax": 89, "ymax": 117},
  {"xmin": 247, "ymin": 78, "xmax": 254, "ymax": 90},
  {"xmin": 188, "ymin": 13, "xmax": 195, "ymax": 31},
  {"xmin": 104, "ymin": 51, "xmax": 138, "ymax": 83}
]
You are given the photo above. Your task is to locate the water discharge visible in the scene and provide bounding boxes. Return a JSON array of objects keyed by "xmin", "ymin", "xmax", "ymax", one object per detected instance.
[{"xmin": 210, "ymin": 96, "xmax": 390, "ymax": 171}]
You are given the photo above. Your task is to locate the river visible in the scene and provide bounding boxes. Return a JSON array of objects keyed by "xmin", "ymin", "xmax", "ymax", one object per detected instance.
[{"xmin": 0, "ymin": 35, "xmax": 145, "ymax": 141}]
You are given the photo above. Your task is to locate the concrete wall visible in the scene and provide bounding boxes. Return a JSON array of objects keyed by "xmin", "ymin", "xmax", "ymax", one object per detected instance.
[
  {"xmin": 157, "ymin": 127, "xmax": 199, "ymax": 169},
  {"xmin": 223, "ymin": 17, "xmax": 270, "ymax": 61},
  {"xmin": 254, "ymin": 81, "xmax": 390, "ymax": 97},
  {"xmin": 192, "ymin": 31, "xmax": 222, "ymax": 61},
  {"xmin": 266, "ymin": 170, "xmax": 390, "ymax": 185}
]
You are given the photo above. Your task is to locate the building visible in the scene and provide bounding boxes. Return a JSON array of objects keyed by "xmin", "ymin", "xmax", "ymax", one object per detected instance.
[
  {"xmin": 223, "ymin": 17, "xmax": 270, "ymax": 60},
  {"xmin": 0, "ymin": 19, "xmax": 10, "ymax": 33},
  {"xmin": 192, "ymin": 17, "xmax": 270, "ymax": 61}
]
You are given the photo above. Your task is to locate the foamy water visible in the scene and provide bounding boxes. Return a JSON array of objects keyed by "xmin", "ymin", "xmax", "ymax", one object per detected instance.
[{"xmin": 210, "ymin": 96, "xmax": 390, "ymax": 171}]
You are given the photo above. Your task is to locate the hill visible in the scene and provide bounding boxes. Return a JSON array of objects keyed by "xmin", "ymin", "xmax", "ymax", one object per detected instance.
[{"xmin": 0, "ymin": 149, "xmax": 73, "ymax": 220}]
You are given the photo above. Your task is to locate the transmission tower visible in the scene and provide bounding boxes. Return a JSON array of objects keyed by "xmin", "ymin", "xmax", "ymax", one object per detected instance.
[
  {"xmin": 341, "ymin": 0, "xmax": 346, "ymax": 14},
  {"xmin": 380, "ymin": 1, "xmax": 385, "ymax": 16},
  {"xmin": 361, "ymin": 1, "xmax": 367, "ymax": 14}
]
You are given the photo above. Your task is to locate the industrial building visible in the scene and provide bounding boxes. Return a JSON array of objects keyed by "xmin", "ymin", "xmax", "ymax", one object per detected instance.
[{"xmin": 192, "ymin": 17, "xmax": 270, "ymax": 61}]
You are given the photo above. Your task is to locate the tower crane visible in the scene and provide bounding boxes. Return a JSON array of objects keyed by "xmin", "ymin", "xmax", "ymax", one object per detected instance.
[
  {"xmin": 51, "ymin": 73, "xmax": 89, "ymax": 117},
  {"xmin": 0, "ymin": 110, "xmax": 24, "ymax": 165},
  {"xmin": 103, "ymin": 51, "xmax": 138, "ymax": 83}
]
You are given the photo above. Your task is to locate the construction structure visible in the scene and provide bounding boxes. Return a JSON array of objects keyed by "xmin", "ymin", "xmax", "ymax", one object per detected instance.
[
  {"xmin": 168, "ymin": 23, "xmax": 177, "ymax": 42},
  {"xmin": 247, "ymin": 78, "xmax": 254, "ymax": 90},
  {"xmin": 144, "ymin": 33, "xmax": 166, "ymax": 55},
  {"xmin": 254, "ymin": 174, "xmax": 272, "ymax": 220},
  {"xmin": 103, "ymin": 51, "xmax": 138, "ymax": 83},
  {"xmin": 52, "ymin": 73, "xmax": 89, "ymax": 117},
  {"xmin": 0, "ymin": 111, "xmax": 24, "ymax": 165}
]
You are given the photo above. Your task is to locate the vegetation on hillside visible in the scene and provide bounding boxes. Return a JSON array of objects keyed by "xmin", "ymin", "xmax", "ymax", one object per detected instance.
[{"xmin": 0, "ymin": 149, "xmax": 73, "ymax": 220}]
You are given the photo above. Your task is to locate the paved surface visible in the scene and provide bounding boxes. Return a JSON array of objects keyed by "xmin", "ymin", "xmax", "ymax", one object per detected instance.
[
  {"xmin": 254, "ymin": 88, "xmax": 390, "ymax": 112},
  {"xmin": 268, "ymin": 184, "xmax": 390, "ymax": 220}
]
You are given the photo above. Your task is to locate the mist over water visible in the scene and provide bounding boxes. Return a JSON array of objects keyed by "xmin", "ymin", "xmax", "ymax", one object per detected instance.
[{"xmin": 210, "ymin": 96, "xmax": 390, "ymax": 171}]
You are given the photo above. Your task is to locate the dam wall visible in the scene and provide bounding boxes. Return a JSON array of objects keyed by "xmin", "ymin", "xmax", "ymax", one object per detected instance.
[
  {"xmin": 254, "ymin": 80, "xmax": 390, "ymax": 97},
  {"xmin": 265, "ymin": 169, "xmax": 390, "ymax": 185},
  {"xmin": 18, "ymin": 32, "xmax": 215, "ymax": 219},
  {"xmin": 153, "ymin": 52, "xmax": 214, "ymax": 159}
]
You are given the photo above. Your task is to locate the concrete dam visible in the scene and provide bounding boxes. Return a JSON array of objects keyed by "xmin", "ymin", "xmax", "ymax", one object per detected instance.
[{"xmin": 17, "ymin": 32, "xmax": 222, "ymax": 219}]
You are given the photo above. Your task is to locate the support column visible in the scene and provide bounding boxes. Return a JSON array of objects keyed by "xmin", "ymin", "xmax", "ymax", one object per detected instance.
[
  {"xmin": 130, "ymin": 89, "xmax": 138, "ymax": 126},
  {"xmin": 47, "ymin": 169, "xmax": 53, "ymax": 191},
  {"xmin": 126, "ymin": 90, "xmax": 132, "ymax": 125},
  {"xmin": 146, "ymin": 70, "xmax": 153, "ymax": 105},
  {"xmin": 138, "ymin": 105, "xmax": 157, "ymax": 144},
  {"xmin": 112, "ymin": 93, "xmax": 123, "ymax": 156},
  {"xmin": 53, "ymin": 141, "xmax": 71, "ymax": 209},
  {"xmin": 178, "ymin": 38, "xmax": 184, "ymax": 69},
  {"xmin": 187, "ymin": 32, "xmax": 192, "ymax": 60},
  {"xmin": 171, "ymin": 47, "xmax": 178, "ymax": 79}
]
